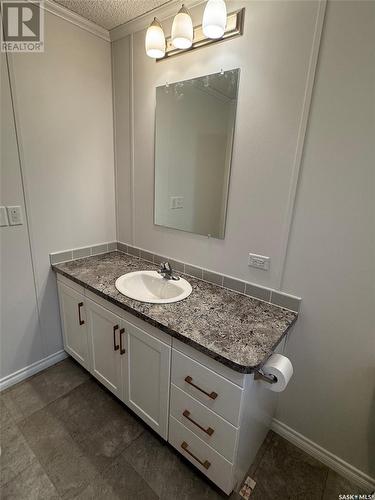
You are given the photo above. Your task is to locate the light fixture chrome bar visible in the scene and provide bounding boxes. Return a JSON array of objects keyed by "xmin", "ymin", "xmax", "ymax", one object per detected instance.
[{"xmin": 157, "ymin": 8, "xmax": 245, "ymax": 62}]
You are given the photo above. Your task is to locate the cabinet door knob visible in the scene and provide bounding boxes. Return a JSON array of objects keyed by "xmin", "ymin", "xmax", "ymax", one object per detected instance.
[
  {"xmin": 119, "ymin": 328, "xmax": 125, "ymax": 355},
  {"xmin": 78, "ymin": 302, "xmax": 85, "ymax": 326},
  {"xmin": 113, "ymin": 325, "xmax": 120, "ymax": 351},
  {"xmin": 184, "ymin": 376, "xmax": 218, "ymax": 400},
  {"xmin": 182, "ymin": 410, "xmax": 214, "ymax": 436},
  {"xmin": 181, "ymin": 441, "xmax": 211, "ymax": 469}
]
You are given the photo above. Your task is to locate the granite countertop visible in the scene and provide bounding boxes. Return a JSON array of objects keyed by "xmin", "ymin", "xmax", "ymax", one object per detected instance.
[{"xmin": 52, "ymin": 252, "xmax": 297, "ymax": 373}]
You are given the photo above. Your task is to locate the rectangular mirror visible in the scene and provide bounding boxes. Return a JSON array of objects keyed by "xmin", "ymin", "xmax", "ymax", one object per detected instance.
[{"xmin": 154, "ymin": 69, "xmax": 239, "ymax": 239}]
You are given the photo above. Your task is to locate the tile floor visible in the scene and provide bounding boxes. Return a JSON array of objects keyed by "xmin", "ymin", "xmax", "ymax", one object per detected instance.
[{"xmin": 0, "ymin": 358, "xmax": 367, "ymax": 499}]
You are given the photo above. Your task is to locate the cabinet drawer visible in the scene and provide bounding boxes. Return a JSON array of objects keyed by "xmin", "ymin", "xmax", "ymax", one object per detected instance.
[
  {"xmin": 169, "ymin": 416, "xmax": 234, "ymax": 495},
  {"xmin": 171, "ymin": 349, "xmax": 242, "ymax": 426},
  {"xmin": 173, "ymin": 339, "xmax": 245, "ymax": 387},
  {"xmin": 170, "ymin": 384, "xmax": 238, "ymax": 462}
]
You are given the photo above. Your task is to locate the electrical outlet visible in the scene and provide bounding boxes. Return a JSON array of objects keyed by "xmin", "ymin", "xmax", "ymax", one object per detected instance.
[
  {"xmin": 0, "ymin": 206, "xmax": 9, "ymax": 227},
  {"xmin": 176, "ymin": 196, "xmax": 184, "ymax": 209},
  {"xmin": 248, "ymin": 253, "xmax": 270, "ymax": 271},
  {"xmin": 7, "ymin": 206, "xmax": 23, "ymax": 226},
  {"xmin": 170, "ymin": 196, "xmax": 184, "ymax": 209}
]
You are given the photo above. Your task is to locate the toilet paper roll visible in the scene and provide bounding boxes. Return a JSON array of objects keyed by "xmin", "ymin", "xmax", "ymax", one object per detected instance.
[{"xmin": 260, "ymin": 353, "xmax": 293, "ymax": 392}]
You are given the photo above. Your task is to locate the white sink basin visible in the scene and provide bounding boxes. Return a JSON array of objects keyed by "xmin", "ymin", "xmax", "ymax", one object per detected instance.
[{"xmin": 115, "ymin": 271, "xmax": 192, "ymax": 304}]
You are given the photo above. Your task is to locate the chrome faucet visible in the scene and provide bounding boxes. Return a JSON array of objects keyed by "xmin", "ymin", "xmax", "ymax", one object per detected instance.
[{"xmin": 158, "ymin": 261, "xmax": 180, "ymax": 281}]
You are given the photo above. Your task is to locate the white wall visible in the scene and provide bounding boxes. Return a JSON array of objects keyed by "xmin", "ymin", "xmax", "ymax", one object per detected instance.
[
  {"xmin": 1, "ymin": 10, "xmax": 115, "ymax": 380},
  {"xmin": 112, "ymin": 36, "xmax": 132, "ymax": 244},
  {"xmin": 276, "ymin": 0, "xmax": 375, "ymax": 478},
  {"xmin": 1, "ymin": 53, "xmax": 44, "ymax": 379},
  {"xmin": 112, "ymin": 0, "xmax": 374, "ymax": 481},
  {"xmin": 114, "ymin": 0, "xmax": 322, "ymax": 288}
]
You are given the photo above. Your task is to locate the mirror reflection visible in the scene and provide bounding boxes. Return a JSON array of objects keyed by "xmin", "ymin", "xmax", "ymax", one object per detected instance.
[{"xmin": 154, "ymin": 69, "xmax": 239, "ymax": 239}]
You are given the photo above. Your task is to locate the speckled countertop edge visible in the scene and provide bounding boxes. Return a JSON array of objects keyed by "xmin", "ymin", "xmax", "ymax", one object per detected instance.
[{"xmin": 52, "ymin": 252, "xmax": 298, "ymax": 374}]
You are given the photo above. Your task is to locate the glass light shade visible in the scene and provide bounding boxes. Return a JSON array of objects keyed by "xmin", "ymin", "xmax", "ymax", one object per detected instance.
[
  {"xmin": 145, "ymin": 18, "xmax": 165, "ymax": 59},
  {"xmin": 171, "ymin": 5, "xmax": 193, "ymax": 49},
  {"xmin": 202, "ymin": 0, "xmax": 227, "ymax": 39}
]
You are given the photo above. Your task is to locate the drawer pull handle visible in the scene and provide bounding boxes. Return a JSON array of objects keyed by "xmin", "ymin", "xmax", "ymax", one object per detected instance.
[
  {"xmin": 184, "ymin": 376, "xmax": 218, "ymax": 400},
  {"xmin": 113, "ymin": 325, "xmax": 120, "ymax": 351},
  {"xmin": 78, "ymin": 302, "xmax": 85, "ymax": 326},
  {"xmin": 181, "ymin": 441, "xmax": 211, "ymax": 470},
  {"xmin": 183, "ymin": 410, "xmax": 214, "ymax": 436},
  {"xmin": 119, "ymin": 328, "xmax": 125, "ymax": 355}
]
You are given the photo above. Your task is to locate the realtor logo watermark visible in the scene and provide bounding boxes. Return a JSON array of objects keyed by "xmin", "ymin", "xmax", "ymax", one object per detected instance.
[{"xmin": 1, "ymin": 1, "xmax": 44, "ymax": 52}]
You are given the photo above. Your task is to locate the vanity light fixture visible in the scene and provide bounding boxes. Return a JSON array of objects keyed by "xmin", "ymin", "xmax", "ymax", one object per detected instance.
[
  {"xmin": 145, "ymin": 17, "xmax": 166, "ymax": 59},
  {"xmin": 171, "ymin": 5, "xmax": 193, "ymax": 49},
  {"xmin": 145, "ymin": 2, "xmax": 244, "ymax": 60},
  {"xmin": 203, "ymin": 0, "xmax": 227, "ymax": 39}
]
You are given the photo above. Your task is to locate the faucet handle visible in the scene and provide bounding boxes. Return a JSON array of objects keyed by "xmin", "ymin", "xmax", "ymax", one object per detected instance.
[
  {"xmin": 158, "ymin": 261, "xmax": 180, "ymax": 280},
  {"xmin": 159, "ymin": 261, "xmax": 171, "ymax": 273}
]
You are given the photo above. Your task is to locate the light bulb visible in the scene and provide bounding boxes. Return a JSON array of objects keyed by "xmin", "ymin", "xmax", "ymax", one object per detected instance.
[
  {"xmin": 145, "ymin": 18, "xmax": 165, "ymax": 59},
  {"xmin": 202, "ymin": 0, "xmax": 227, "ymax": 39},
  {"xmin": 171, "ymin": 5, "xmax": 193, "ymax": 50}
]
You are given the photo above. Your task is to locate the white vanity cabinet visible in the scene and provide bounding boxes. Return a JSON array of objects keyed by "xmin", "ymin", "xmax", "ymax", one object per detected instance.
[
  {"xmin": 57, "ymin": 281, "xmax": 90, "ymax": 369},
  {"xmin": 85, "ymin": 299, "xmax": 124, "ymax": 399},
  {"xmin": 123, "ymin": 321, "xmax": 170, "ymax": 438},
  {"xmin": 56, "ymin": 274, "xmax": 279, "ymax": 495},
  {"xmin": 168, "ymin": 340, "xmax": 277, "ymax": 495},
  {"xmin": 56, "ymin": 275, "xmax": 171, "ymax": 439}
]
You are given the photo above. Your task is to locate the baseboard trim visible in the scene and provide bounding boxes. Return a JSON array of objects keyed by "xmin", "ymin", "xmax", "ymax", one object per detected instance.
[
  {"xmin": 0, "ymin": 350, "xmax": 68, "ymax": 392},
  {"xmin": 272, "ymin": 419, "xmax": 375, "ymax": 492}
]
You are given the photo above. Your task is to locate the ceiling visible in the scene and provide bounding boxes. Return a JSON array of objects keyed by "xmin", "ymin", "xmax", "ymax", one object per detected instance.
[{"xmin": 52, "ymin": 0, "xmax": 172, "ymax": 31}]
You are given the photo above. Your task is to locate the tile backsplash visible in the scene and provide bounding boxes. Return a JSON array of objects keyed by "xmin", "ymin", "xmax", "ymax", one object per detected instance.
[
  {"xmin": 50, "ymin": 241, "xmax": 302, "ymax": 313},
  {"xmin": 49, "ymin": 242, "xmax": 117, "ymax": 264}
]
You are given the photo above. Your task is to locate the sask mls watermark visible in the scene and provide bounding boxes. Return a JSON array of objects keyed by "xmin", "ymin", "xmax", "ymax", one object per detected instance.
[{"xmin": 1, "ymin": 1, "xmax": 44, "ymax": 52}]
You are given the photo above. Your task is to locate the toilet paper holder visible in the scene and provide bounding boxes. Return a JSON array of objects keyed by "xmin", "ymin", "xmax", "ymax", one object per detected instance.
[{"xmin": 254, "ymin": 370, "xmax": 278, "ymax": 384}]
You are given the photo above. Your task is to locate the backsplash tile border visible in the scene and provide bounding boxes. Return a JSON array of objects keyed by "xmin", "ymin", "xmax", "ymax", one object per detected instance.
[
  {"xmin": 72, "ymin": 247, "xmax": 91, "ymax": 259},
  {"xmin": 223, "ymin": 276, "xmax": 246, "ymax": 294},
  {"xmin": 121, "ymin": 244, "xmax": 301, "ymax": 312},
  {"xmin": 50, "ymin": 241, "xmax": 301, "ymax": 312},
  {"xmin": 49, "ymin": 241, "xmax": 118, "ymax": 265},
  {"xmin": 50, "ymin": 250, "xmax": 73, "ymax": 265},
  {"xmin": 121, "ymin": 242, "xmax": 302, "ymax": 312},
  {"xmin": 203, "ymin": 270, "xmax": 223, "ymax": 286}
]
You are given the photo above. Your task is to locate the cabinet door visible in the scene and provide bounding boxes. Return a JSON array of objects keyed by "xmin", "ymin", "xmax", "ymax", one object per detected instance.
[
  {"xmin": 123, "ymin": 321, "xmax": 170, "ymax": 439},
  {"xmin": 86, "ymin": 299, "xmax": 124, "ymax": 398},
  {"xmin": 57, "ymin": 282, "xmax": 89, "ymax": 369}
]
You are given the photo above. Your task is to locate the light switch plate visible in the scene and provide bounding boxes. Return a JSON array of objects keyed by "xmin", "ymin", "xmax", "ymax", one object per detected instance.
[
  {"xmin": 7, "ymin": 206, "xmax": 23, "ymax": 226},
  {"xmin": 248, "ymin": 253, "xmax": 270, "ymax": 271},
  {"xmin": 0, "ymin": 206, "xmax": 9, "ymax": 226}
]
